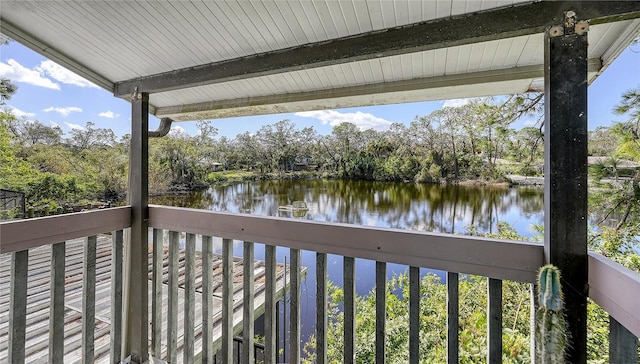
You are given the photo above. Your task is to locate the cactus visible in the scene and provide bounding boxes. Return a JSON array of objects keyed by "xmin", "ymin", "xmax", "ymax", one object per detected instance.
[{"xmin": 535, "ymin": 264, "xmax": 569, "ymax": 364}]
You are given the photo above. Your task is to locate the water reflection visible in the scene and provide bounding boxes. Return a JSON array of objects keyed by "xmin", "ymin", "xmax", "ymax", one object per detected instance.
[{"xmin": 151, "ymin": 180, "xmax": 545, "ymax": 237}]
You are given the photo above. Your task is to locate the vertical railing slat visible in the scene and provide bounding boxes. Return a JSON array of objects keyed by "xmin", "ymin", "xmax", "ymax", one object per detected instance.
[
  {"xmin": 8, "ymin": 250, "xmax": 28, "ymax": 364},
  {"xmin": 264, "ymin": 245, "xmax": 277, "ymax": 364},
  {"xmin": 376, "ymin": 261, "xmax": 386, "ymax": 364},
  {"xmin": 290, "ymin": 248, "xmax": 301, "ymax": 363},
  {"xmin": 344, "ymin": 256, "xmax": 356, "ymax": 364},
  {"xmin": 151, "ymin": 229, "xmax": 163, "ymax": 357},
  {"xmin": 184, "ymin": 233, "xmax": 196, "ymax": 362},
  {"xmin": 276, "ymin": 297, "xmax": 281, "ymax": 363},
  {"xmin": 447, "ymin": 272, "xmax": 459, "ymax": 364},
  {"xmin": 202, "ymin": 235, "xmax": 215, "ymax": 364},
  {"xmin": 609, "ymin": 316, "xmax": 638, "ymax": 362},
  {"xmin": 111, "ymin": 230, "xmax": 124, "ymax": 364},
  {"xmin": 49, "ymin": 242, "xmax": 66, "ymax": 363},
  {"xmin": 167, "ymin": 231, "xmax": 180, "ymax": 363},
  {"xmin": 82, "ymin": 235, "xmax": 97, "ymax": 364},
  {"xmin": 409, "ymin": 266, "xmax": 420, "ymax": 364},
  {"xmin": 316, "ymin": 252, "xmax": 328, "ymax": 364},
  {"xmin": 222, "ymin": 238, "xmax": 234, "ymax": 363},
  {"xmin": 242, "ymin": 241, "xmax": 255, "ymax": 364},
  {"xmin": 487, "ymin": 278, "xmax": 502, "ymax": 364},
  {"xmin": 530, "ymin": 283, "xmax": 537, "ymax": 364}
]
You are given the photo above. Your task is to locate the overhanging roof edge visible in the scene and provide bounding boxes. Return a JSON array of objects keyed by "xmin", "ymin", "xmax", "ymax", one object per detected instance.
[
  {"xmin": 0, "ymin": 18, "xmax": 114, "ymax": 92},
  {"xmin": 114, "ymin": 1, "xmax": 640, "ymax": 98},
  {"xmin": 1, "ymin": 18, "xmax": 163, "ymax": 115}
]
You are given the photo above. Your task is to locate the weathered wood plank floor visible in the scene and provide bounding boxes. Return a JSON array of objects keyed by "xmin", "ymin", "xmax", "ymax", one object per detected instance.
[{"xmin": 0, "ymin": 234, "xmax": 293, "ymax": 363}]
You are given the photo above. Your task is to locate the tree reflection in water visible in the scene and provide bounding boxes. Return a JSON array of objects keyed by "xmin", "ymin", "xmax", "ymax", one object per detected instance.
[{"xmin": 151, "ymin": 179, "xmax": 545, "ymax": 237}]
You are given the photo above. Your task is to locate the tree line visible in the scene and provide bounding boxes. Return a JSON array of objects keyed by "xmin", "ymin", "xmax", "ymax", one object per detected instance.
[{"xmin": 2, "ymin": 72, "xmax": 639, "ymax": 215}]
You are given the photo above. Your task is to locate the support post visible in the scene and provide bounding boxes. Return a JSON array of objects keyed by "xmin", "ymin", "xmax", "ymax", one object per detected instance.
[
  {"xmin": 124, "ymin": 89, "xmax": 149, "ymax": 363},
  {"xmin": 544, "ymin": 11, "xmax": 589, "ymax": 364}
]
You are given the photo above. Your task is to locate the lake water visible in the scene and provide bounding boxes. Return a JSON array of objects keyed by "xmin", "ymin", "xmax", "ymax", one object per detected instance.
[{"xmin": 150, "ymin": 180, "xmax": 545, "ymax": 352}]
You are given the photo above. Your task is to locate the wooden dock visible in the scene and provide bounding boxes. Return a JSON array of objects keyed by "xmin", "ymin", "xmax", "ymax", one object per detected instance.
[{"xmin": 0, "ymin": 234, "xmax": 294, "ymax": 363}]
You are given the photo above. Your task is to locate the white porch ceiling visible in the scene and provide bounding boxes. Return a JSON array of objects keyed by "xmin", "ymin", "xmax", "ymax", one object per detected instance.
[{"xmin": 1, "ymin": 1, "xmax": 639, "ymax": 121}]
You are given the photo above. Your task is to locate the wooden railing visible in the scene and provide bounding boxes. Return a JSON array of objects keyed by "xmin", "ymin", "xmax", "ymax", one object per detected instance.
[
  {"xmin": 0, "ymin": 207, "xmax": 130, "ymax": 363},
  {"xmin": 1, "ymin": 205, "xmax": 639, "ymax": 363}
]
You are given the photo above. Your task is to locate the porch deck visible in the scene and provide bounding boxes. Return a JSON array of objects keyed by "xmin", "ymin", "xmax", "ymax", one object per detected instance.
[{"xmin": 0, "ymin": 233, "xmax": 294, "ymax": 363}]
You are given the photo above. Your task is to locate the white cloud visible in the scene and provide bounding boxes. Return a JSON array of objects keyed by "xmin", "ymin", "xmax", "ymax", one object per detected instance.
[
  {"xmin": 37, "ymin": 60, "xmax": 99, "ymax": 88},
  {"xmin": 98, "ymin": 110, "xmax": 119, "ymax": 118},
  {"xmin": 64, "ymin": 122, "xmax": 85, "ymax": 131},
  {"xmin": 49, "ymin": 120, "xmax": 61, "ymax": 128},
  {"xmin": 43, "ymin": 106, "xmax": 82, "ymax": 116},
  {"xmin": 0, "ymin": 59, "xmax": 60, "ymax": 90},
  {"xmin": 294, "ymin": 110, "xmax": 392, "ymax": 131},
  {"xmin": 5, "ymin": 106, "xmax": 36, "ymax": 119},
  {"xmin": 442, "ymin": 98, "xmax": 472, "ymax": 108},
  {"xmin": 169, "ymin": 125, "xmax": 187, "ymax": 136}
]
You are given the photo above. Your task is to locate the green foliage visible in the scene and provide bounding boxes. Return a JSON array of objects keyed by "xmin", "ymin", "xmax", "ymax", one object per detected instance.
[
  {"xmin": 0, "ymin": 77, "xmax": 18, "ymax": 105},
  {"xmin": 303, "ymin": 273, "xmax": 532, "ymax": 363},
  {"xmin": 299, "ymin": 221, "xmax": 638, "ymax": 363}
]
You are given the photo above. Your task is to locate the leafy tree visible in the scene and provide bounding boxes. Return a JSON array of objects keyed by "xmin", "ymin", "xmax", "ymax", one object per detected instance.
[
  {"xmin": 609, "ymin": 87, "xmax": 640, "ymax": 162},
  {"xmin": 10, "ymin": 119, "xmax": 63, "ymax": 147},
  {"xmin": 0, "ymin": 111, "xmax": 40, "ymax": 190},
  {"xmin": 0, "ymin": 77, "xmax": 17, "ymax": 105},
  {"xmin": 69, "ymin": 121, "xmax": 116, "ymax": 149},
  {"xmin": 589, "ymin": 126, "xmax": 618, "ymax": 157}
]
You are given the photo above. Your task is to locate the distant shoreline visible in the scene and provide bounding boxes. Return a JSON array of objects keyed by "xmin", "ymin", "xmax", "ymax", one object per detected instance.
[{"xmin": 505, "ymin": 174, "xmax": 545, "ymax": 186}]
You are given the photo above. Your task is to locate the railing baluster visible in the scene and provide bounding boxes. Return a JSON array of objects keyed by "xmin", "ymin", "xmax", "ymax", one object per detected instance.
[
  {"xmin": 344, "ymin": 256, "xmax": 355, "ymax": 364},
  {"xmin": 222, "ymin": 238, "xmax": 234, "ymax": 363},
  {"xmin": 487, "ymin": 278, "xmax": 502, "ymax": 364},
  {"xmin": 447, "ymin": 272, "xmax": 459, "ymax": 364},
  {"xmin": 242, "ymin": 241, "xmax": 255, "ymax": 364},
  {"xmin": 276, "ymin": 297, "xmax": 281, "ymax": 363},
  {"xmin": 264, "ymin": 245, "xmax": 277, "ymax": 364},
  {"xmin": 111, "ymin": 230, "xmax": 124, "ymax": 364},
  {"xmin": 184, "ymin": 233, "xmax": 196, "ymax": 362},
  {"xmin": 82, "ymin": 235, "xmax": 97, "ymax": 364},
  {"xmin": 529, "ymin": 283, "xmax": 537, "ymax": 363},
  {"xmin": 409, "ymin": 266, "xmax": 420, "ymax": 364},
  {"xmin": 202, "ymin": 235, "xmax": 214, "ymax": 364},
  {"xmin": 49, "ymin": 242, "xmax": 65, "ymax": 363},
  {"xmin": 167, "ymin": 231, "xmax": 180, "ymax": 363},
  {"xmin": 376, "ymin": 261, "xmax": 386, "ymax": 364},
  {"xmin": 290, "ymin": 248, "xmax": 301, "ymax": 363},
  {"xmin": 151, "ymin": 228, "xmax": 163, "ymax": 357},
  {"xmin": 609, "ymin": 315, "xmax": 638, "ymax": 362},
  {"xmin": 316, "ymin": 252, "xmax": 328, "ymax": 364},
  {"xmin": 8, "ymin": 250, "xmax": 28, "ymax": 364}
]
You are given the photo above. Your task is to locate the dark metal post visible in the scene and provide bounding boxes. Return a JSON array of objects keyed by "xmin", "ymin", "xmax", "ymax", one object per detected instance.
[
  {"xmin": 124, "ymin": 88, "xmax": 149, "ymax": 363},
  {"xmin": 544, "ymin": 11, "xmax": 589, "ymax": 364}
]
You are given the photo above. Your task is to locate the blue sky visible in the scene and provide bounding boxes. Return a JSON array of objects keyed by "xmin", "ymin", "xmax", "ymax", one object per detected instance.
[{"xmin": 1, "ymin": 40, "xmax": 639, "ymax": 139}]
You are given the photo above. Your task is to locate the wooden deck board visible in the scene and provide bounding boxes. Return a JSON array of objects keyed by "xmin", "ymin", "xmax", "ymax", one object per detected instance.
[{"xmin": 0, "ymin": 235, "xmax": 296, "ymax": 363}]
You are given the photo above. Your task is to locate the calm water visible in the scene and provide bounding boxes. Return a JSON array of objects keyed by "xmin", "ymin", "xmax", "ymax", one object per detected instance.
[
  {"xmin": 152, "ymin": 179, "xmax": 545, "ymax": 236},
  {"xmin": 151, "ymin": 180, "xmax": 545, "ymax": 349}
]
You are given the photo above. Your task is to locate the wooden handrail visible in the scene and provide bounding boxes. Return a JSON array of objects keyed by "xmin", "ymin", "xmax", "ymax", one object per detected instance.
[
  {"xmin": 0, "ymin": 206, "xmax": 131, "ymax": 254},
  {"xmin": 588, "ymin": 252, "xmax": 640, "ymax": 338},
  {"xmin": 148, "ymin": 205, "xmax": 544, "ymax": 283}
]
